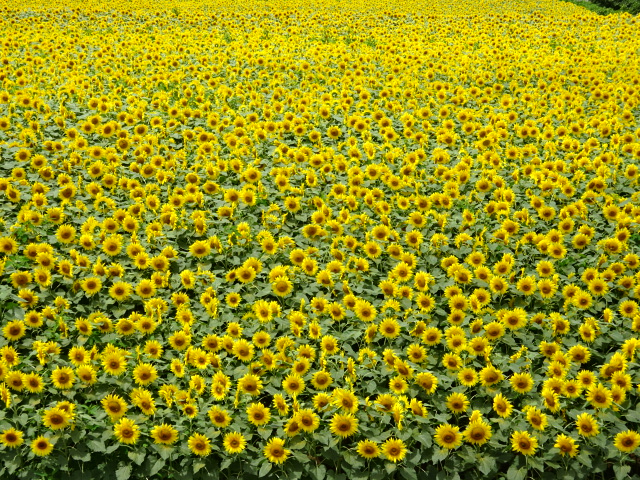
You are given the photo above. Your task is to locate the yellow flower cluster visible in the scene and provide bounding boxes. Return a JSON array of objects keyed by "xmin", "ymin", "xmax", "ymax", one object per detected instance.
[{"xmin": 0, "ymin": 0, "xmax": 639, "ymax": 478}]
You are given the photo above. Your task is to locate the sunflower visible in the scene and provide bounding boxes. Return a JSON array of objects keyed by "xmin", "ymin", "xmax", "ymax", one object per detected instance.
[
  {"xmin": 422, "ymin": 327, "xmax": 442, "ymax": 345},
  {"xmin": 246, "ymin": 402, "xmax": 271, "ymax": 426},
  {"xmin": 516, "ymin": 276, "xmax": 537, "ymax": 295},
  {"xmin": 130, "ymin": 362, "xmax": 157, "ymax": 386},
  {"xmin": 81, "ymin": 277, "xmax": 102, "ymax": 296},
  {"xmin": 586, "ymin": 383, "xmax": 612, "ymax": 409},
  {"xmin": 501, "ymin": 308, "xmax": 527, "ymax": 330},
  {"xmin": 588, "ymin": 278, "xmax": 609, "ymax": 297},
  {"xmin": 225, "ymin": 292, "xmax": 242, "ymax": 308},
  {"xmin": 132, "ymin": 389, "xmax": 156, "ymax": 415},
  {"xmin": 208, "ymin": 406, "xmax": 232, "ymax": 428},
  {"xmin": 150, "ymin": 424, "xmax": 178, "ymax": 445},
  {"xmin": 263, "ymin": 437, "xmax": 289, "ymax": 464},
  {"xmin": 511, "ymin": 431, "xmax": 538, "ymax": 455},
  {"xmin": 493, "ymin": 393, "xmax": 513, "ymax": 418},
  {"xmin": 464, "ymin": 420, "xmax": 492, "ymax": 446},
  {"xmin": 442, "ymin": 353, "xmax": 462, "ymax": 371},
  {"xmin": 76, "ymin": 365, "xmax": 97, "ymax": 385},
  {"xmin": 272, "ymin": 276, "xmax": 293, "ymax": 297},
  {"xmin": 113, "ymin": 417, "xmax": 139, "ymax": 445},
  {"xmin": 232, "ymin": 339, "xmax": 254, "ymax": 362},
  {"xmin": 188, "ymin": 433, "xmax": 211, "ymax": 456},
  {"xmin": 135, "ymin": 279, "xmax": 156, "ymax": 298},
  {"xmin": 415, "ymin": 372, "xmax": 438, "ymax": 394},
  {"xmin": 326, "ymin": 126, "xmax": 342, "ymax": 140},
  {"xmin": 381, "ymin": 438, "xmax": 407, "ymax": 463},
  {"xmin": 182, "ymin": 404, "xmax": 198, "ymax": 418},
  {"xmin": 0, "ymin": 237, "xmax": 18, "ymax": 255},
  {"xmin": 525, "ymin": 407, "xmax": 548, "ymax": 431},
  {"xmin": 575, "ymin": 413, "xmax": 599, "ymax": 437},
  {"xmin": 330, "ymin": 413, "xmax": 358, "ymax": 438},
  {"xmin": 42, "ymin": 407, "xmax": 71, "ymax": 430},
  {"xmin": 282, "ymin": 374, "xmax": 305, "ymax": 396},
  {"xmin": 614, "ymin": 430, "xmax": 640, "ymax": 453},
  {"xmin": 446, "ymin": 392, "xmax": 469, "ymax": 414},
  {"xmin": 24, "ymin": 373, "xmax": 45, "ymax": 393},
  {"xmin": 479, "ymin": 365, "xmax": 503, "ymax": 387},
  {"xmin": 457, "ymin": 367, "xmax": 478, "ymax": 387},
  {"xmin": 102, "ymin": 394, "xmax": 128, "ymax": 420},
  {"xmin": 102, "ymin": 351, "xmax": 127, "ymax": 376},
  {"xmin": 357, "ymin": 439, "xmax": 380, "ymax": 459},
  {"xmin": 404, "ymin": 343, "xmax": 426, "ymax": 363},
  {"xmin": 295, "ymin": 409, "xmax": 320, "ymax": 433},
  {"xmin": 321, "ymin": 335, "xmax": 339, "ymax": 355},
  {"xmin": 389, "ymin": 376, "xmax": 408, "ymax": 395},
  {"xmin": 236, "ymin": 265, "xmax": 257, "ymax": 284},
  {"xmin": 169, "ymin": 331, "xmax": 191, "ymax": 351},
  {"xmin": 620, "ymin": 300, "xmax": 639, "ymax": 318},
  {"xmin": 31, "ymin": 436, "xmax": 53, "ymax": 457},
  {"xmin": 50, "ymin": 366, "xmax": 75, "ymax": 390},
  {"xmin": 537, "ymin": 278, "xmax": 558, "ymax": 299},
  {"xmin": 223, "ymin": 432, "xmax": 247, "ymax": 454},
  {"xmin": 573, "ymin": 290, "xmax": 593, "ymax": 309},
  {"xmin": 238, "ymin": 374, "xmax": 263, "ymax": 396},
  {"xmin": 489, "ymin": 276, "xmax": 508, "ymax": 295},
  {"xmin": 554, "ymin": 434, "xmax": 579, "ymax": 457},
  {"xmin": 68, "ymin": 346, "xmax": 89, "ymax": 366},
  {"xmin": 3, "ymin": 321, "xmax": 25, "ymax": 341},
  {"xmin": 0, "ymin": 428, "xmax": 24, "ymax": 448},
  {"xmin": 189, "ymin": 240, "xmax": 211, "ymax": 258},
  {"xmin": 332, "ymin": 389, "xmax": 359, "ymax": 413},
  {"xmin": 434, "ymin": 424, "xmax": 462, "ymax": 449},
  {"xmin": 10, "ymin": 271, "xmax": 32, "ymax": 289},
  {"xmin": 306, "ymin": 370, "xmax": 330, "ymax": 390},
  {"xmin": 378, "ymin": 317, "xmax": 401, "ymax": 339},
  {"xmin": 415, "ymin": 292, "xmax": 436, "ymax": 313},
  {"xmin": 109, "ymin": 281, "xmax": 133, "ymax": 301},
  {"xmin": 284, "ymin": 417, "xmax": 302, "ymax": 437}
]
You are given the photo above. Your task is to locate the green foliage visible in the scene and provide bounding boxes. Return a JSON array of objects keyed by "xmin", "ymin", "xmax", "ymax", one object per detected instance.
[
  {"xmin": 561, "ymin": 0, "xmax": 619, "ymax": 15},
  {"xmin": 571, "ymin": 0, "xmax": 640, "ymax": 14}
]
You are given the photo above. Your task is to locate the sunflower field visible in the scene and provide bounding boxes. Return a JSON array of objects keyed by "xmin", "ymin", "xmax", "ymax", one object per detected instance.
[{"xmin": 0, "ymin": 0, "xmax": 639, "ymax": 478}]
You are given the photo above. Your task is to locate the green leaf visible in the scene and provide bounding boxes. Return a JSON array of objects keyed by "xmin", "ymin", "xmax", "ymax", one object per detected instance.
[
  {"xmin": 6, "ymin": 455, "xmax": 22, "ymax": 475},
  {"xmin": 116, "ymin": 465, "xmax": 132, "ymax": 480},
  {"xmin": 70, "ymin": 447, "xmax": 91, "ymax": 462},
  {"xmin": 0, "ymin": 285, "xmax": 12, "ymax": 300},
  {"xmin": 577, "ymin": 450, "xmax": 592, "ymax": 468},
  {"xmin": 614, "ymin": 464, "xmax": 631, "ymax": 480},
  {"xmin": 385, "ymin": 463, "xmax": 397, "ymax": 475},
  {"xmin": 155, "ymin": 445, "xmax": 173, "ymax": 460},
  {"xmin": 342, "ymin": 451, "xmax": 364, "ymax": 469},
  {"xmin": 350, "ymin": 472, "xmax": 370, "ymax": 480},
  {"xmin": 87, "ymin": 439, "xmax": 105, "ymax": 453},
  {"xmin": 220, "ymin": 457, "xmax": 233, "ymax": 470},
  {"xmin": 259, "ymin": 462, "xmax": 273, "ymax": 477},
  {"xmin": 506, "ymin": 464, "xmax": 526, "ymax": 480},
  {"xmin": 431, "ymin": 448, "xmax": 448, "ymax": 463},
  {"xmin": 128, "ymin": 450, "xmax": 146, "ymax": 466},
  {"xmin": 416, "ymin": 432, "xmax": 432, "ymax": 448},
  {"xmin": 150, "ymin": 458, "xmax": 165, "ymax": 476},
  {"xmin": 312, "ymin": 464, "xmax": 327, "ymax": 480},
  {"xmin": 526, "ymin": 456, "xmax": 544, "ymax": 472},
  {"xmin": 290, "ymin": 439, "xmax": 307, "ymax": 450},
  {"xmin": 478, "ymin": 456, "xmax": 495, "ymax": 475},
  {"xmin": 68, "ymin": 429, "xmax": 83, "ymax": 443},
  {"xmin": 193, "ymin": 461, "xmax": 206, "ymax": 474},
  {"xmin": 399, "ymin": 467, "xmax": 418, "ymax": 480},
  {"xmin": 106, "ymin": 443, "xmax": 120, "ymax": 454}
]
